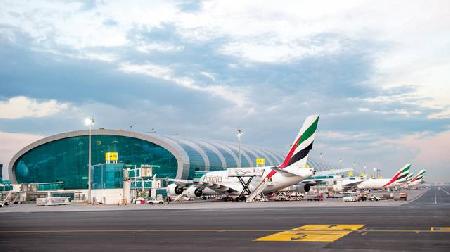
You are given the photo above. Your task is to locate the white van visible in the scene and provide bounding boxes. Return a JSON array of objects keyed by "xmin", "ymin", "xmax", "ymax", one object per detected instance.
[{"xmin": 343, "ymin": 192, "xmax": 358, "ymax": 202}]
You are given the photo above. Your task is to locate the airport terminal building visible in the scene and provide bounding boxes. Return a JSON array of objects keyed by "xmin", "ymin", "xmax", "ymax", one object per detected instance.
[{"xmin": 8, "ymin": 129, "xmax": 284, "ymax": 191}]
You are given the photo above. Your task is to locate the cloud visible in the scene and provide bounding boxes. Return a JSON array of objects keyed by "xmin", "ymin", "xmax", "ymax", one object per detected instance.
[
  {"xmin": 218, "ymin": 37, "xmax": 342, "ymax": 63},
  {"xmin": 200, "ymin": 71, "xmax": 216, "ymax": 81},
  {"xmin": 321, "ymin": 130, "xmax": 375, "ymax": 141},
  {"xmin": 0, "ymin": 96, "xmax": 70, "ymax": 119},
  {"xmin": 135, "ymin": 42, "xmax": 184, "ymax": 54},
  {"xmin": 33, "ymin": 48, "xmax": 118, "ymax": 63},
  {"xmin": 176, "ymin": 0, "xmax": 450, "ymax": 116},
  {"xmin": 428, "ymin": 109, "xmax": 450, "ymax": 120},
  {"xmin": 382, "ymin": 130, "xmax": 450, "ymax": 183},
  {"xmin": 358, "ymin": 107, "xmax": 422, "ymax": 117},
  {"xmin": 118, "ymin": 62, "xmax": 250, "ymax": 107},
  {"xmin": 314, "ymin": 127, "xmax": 450, "ymax": 183},
  {"xmin": 351, "ymin": 88, "xmax": 446, "ymax": 119},
  {"xmin": 0, "ymin": 0, "xmax": 179, "ymax": 49},
  {"xmin": 0, "ymin": 131, "xmax": 43, "ymax": 179},
  {"xmin": 2, "ymin": 0, "xmax": 449, "ymax": 116}
]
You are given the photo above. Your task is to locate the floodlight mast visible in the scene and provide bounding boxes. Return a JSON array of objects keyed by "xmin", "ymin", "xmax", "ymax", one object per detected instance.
[
  {"xmin": 237, "ymin": 129, "xmax": 243, "ymax": 168},
  {"xmin": 84, "ymin": 117, "xmax": 95, "ymax": 204}
]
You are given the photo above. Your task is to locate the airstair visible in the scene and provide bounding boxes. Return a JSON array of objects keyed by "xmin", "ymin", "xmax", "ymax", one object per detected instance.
[
  {"xmin": 226, "ymin": 167, "xmax": 265, "ymax": 202},
  {"xmin": 0, "ymin": 191, "xmax": 15, "ymax": 207},
  {"xmin": 246, "ymin": 179, "xmax": 269, "ymax": 202},
  {"xmin": 172, "ymin": 193, "xmax": 186, "ymax": 202}
]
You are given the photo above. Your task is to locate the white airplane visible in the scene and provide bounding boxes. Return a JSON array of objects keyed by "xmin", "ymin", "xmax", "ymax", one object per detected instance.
[
  {"xmin": 293, "ymin": 168, "xmax": 356, "ymax": 193},
  {"xmin": 408, "ymin": 169, "xmax": 426, "ymax": 187},
  {"xmin": 396, "ymin": 172, "xmax": 415, "ymax": 188},
  {"xmin": 167, "ymin": 114, "xmax": 319, "ymax": 201},
  {"xmin": 327, "ymin": 176, "xmax": 366, "ymax": 192},
  {"xmin": 356, "ymin": 164, "xmax": 411, "ymax": 190}
]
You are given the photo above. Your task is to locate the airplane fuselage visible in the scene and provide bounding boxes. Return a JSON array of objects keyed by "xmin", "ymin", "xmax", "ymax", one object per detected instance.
[
  {"xmin": 357, "ymin": 178, "xmax": 398, "ymax": 190},
  {"xmin": 200, "ymin": 166, "xmax": 314, "ymax": 195},
  {"xmin": 408, "ymin": 179, "xmax": 424, "ymax": 187}
]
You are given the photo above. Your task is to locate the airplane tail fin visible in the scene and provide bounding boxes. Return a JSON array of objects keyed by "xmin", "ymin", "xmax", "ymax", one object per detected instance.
[
  {"xmin": 278, "ymin": 114, "xmax": 319, "ymax": 169},
  {"xmin": 384, "ymin": 164, "xmax": 411, "ymax": 187},
  {"xmin": 247, "ymin": 115, "xmax": 319, "ymax": 202},
  {"xmin": 405, "ymin": 172, "xmax": 415, "ymax": 182},
  {"xmin": 412, "ymin": 169, "xmax": 426, "ymax": 182}
]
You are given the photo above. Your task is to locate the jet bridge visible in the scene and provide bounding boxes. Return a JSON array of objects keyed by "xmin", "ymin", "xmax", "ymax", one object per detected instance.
[{"xmin": 227, "ymin": 168, "xmax": 265, "ymax": 199}]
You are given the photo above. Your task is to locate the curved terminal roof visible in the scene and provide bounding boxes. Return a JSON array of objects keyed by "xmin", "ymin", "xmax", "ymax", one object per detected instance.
[{"xmin": 8, "ymin": 129, "xmax": 284, "ymax": 182}]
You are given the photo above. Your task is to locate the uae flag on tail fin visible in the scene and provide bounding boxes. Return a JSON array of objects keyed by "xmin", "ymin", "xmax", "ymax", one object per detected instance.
[{"xmin": 384, "ymin": 164, "xmax": 411, "ymax": 187}]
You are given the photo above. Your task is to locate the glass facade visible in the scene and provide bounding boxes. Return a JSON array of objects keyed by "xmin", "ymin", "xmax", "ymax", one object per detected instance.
[
  {"xmin": 253, "ymin": 148, "xmax": 276, "ymax": 166},
  {"xmin": 10, "ymin": 130, "xmax": 286, "ymax": 188},
  {"xmin": 131, "ymin": 180, "xmax": 153, "ymax": 189},
  {"xmin": 0, "ymin": 180, "xmax": 13, "ymax": 191},
  {"xmin": 92, "ymin": 164, "xmax": 124, "ymax": 189},
  {"xmin": 222, "ymin": 144, "xmax": 251, "ymax": 167},
  {"xmin": 176, "ymin": 142, "xmax": 206, "ymax": 179},
  {"xmin": 36, "ymin": 182, "xmax": 64, "ymax": 191},
  {"xmin": 242, "ymin": 148, "xmax": 258, "ymax": 166},
  {"xmin": 211, "ymin": 144, "xmax": 238, "ymax": 168},
  {"xmin": 200, "ymin": 148, "xmax": 223, "ymax": 171},
  {"xmin": 14, "ymin": 135, "xmax": 178, "ymax": 189}
]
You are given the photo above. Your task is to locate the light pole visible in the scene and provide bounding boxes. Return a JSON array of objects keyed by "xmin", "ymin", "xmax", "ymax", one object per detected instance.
[
  {"xmin": 237, "ymin": 129, "xmax": 243, "ymax": 168},
  {"xmin": 84, "ymin": 117, "xmax": 95, "ymax": 204}
]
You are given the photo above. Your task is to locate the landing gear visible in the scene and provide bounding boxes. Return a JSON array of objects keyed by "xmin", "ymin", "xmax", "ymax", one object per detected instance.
[
  {"xmin": 237, "ymin": 196, "xmax": 247, "ymax": 202},
  {"xmin": 223, "ymin": 196, "xmax": 232, "ymax": 202},
  {"xmin": 222, "ymin": 195, "xmax": 247, "ymax": 202}
]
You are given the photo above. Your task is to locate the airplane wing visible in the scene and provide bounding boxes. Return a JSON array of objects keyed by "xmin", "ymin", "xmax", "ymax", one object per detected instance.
[
  {"xmin": 168, "ymin": 178, "xmax": 240, "ymax": 195},
  {"xmin": 342, "ymin": 180, "xmax": 364, "ymax": 188},
  {"xmin": 314, "ymin": 168, "xmax": 353, "ymax": 176},
  {"xmin": 199, "ymin": 181, "xmax": 239, "ymax": 194},
  {"xmin": 167, "ymin": 178, "xmax": 195, "ymax": 187},
  {"xmin": 271, "ymin": 166, "xmax": 302, "ymax": 177},
  {"xmin": 300, "ymin": 179, "xmax": 319, "ymax": 186},
  {"xmin": 300, "ymin": 168, "xmax": 357, "ymax": 186}
]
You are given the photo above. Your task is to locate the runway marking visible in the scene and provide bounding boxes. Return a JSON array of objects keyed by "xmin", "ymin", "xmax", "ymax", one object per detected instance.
[
  {"xmin": 255, "ymin": 224, "xmax": 364, "ymax": 242},
  {"xmin": 356, "ymin": 229, "xmax": 450, "ymax": 233},
  {"xmin": 1, "ymin": 227, "xmax": 449, "ymax": 234},
  {"xmin": 435, "ymin": 188, "xmax": 438, "ymax": 204},
  {"xmin": 439, "ymin": 187, "xmax": 450, "ymax": 195},
  {"xmin": 0, "ymin": 229, "xmax": 282, "ymax": 233},
  {"xmin": 431, "ymin": 227, "xmax": 450, "ymax": 232}
]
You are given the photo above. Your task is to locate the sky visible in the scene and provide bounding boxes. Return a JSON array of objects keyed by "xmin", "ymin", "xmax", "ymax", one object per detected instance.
[{"xmin": 0, "ymin": 0, "xmax": 449, "ymax": 182}]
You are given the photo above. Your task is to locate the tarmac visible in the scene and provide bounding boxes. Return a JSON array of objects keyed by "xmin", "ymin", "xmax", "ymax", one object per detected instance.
[
  {"xmin": 0, "ymin": 186, "xmax": 427, "ymax": 213},
  {"xmin": 0, "ymin": 186, "xmax": 449, "ymax": 251}
]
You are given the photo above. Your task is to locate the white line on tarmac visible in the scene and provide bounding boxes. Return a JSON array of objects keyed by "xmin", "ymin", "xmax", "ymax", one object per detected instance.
[
  {"xmin": 1, "ymin": 228, "xmax": 449, "ymax": 234},
  {"xmin": 0, "ymin": 229, "xmax": 280, "ymax": 233},
  {"xmin": 434, "ymin": 188, "xmax": 437, "ymax": 205},
  {"xmin": 408, "ymin": 188, "xmax": 429, "ymax": 203},
  {"xmin": 439, "ymin": 187, "xmax": 450, "ymax": 195}
]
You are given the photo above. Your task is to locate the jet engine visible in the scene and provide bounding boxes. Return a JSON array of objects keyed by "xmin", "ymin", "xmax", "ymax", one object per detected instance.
[
  {"xmin": 167, "ymin": 184, "xmax": 184, "ymax": 195},
  {"xmin": 293, "ymin": 183, "xmax": 311, "ymax": 193},
  {"xmin": 186, "ymin": 186, "xmax": 203, "ymax": 198}
]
